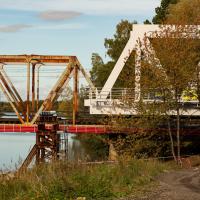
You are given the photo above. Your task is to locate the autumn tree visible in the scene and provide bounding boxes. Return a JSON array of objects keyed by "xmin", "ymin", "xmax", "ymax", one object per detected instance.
[
  {"xmin": 166, "ymin": 0, "xmax": 200, "ymax": 102},
  {"xmin": 152, "ymin": 0, "xmax": 178, "ymax": 24},
  {"xmin": 140, "ymin": 24, "xmax": 199, "ymax": 163}
]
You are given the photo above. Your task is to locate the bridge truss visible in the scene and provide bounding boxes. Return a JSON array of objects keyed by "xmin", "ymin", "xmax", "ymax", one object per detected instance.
[
  {"xmin": 85, "ymin": 25, "xmax": 200, "ymax": 115},
  {"xmin": 0, "ymin": 55, "xmax": 95, "ymax": 125}
]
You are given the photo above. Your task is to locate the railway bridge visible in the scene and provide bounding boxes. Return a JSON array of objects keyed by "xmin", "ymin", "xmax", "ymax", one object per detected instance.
[
  {"xmin": 0, "ymin": 24, "xmax": 200, "ymax": 171},
  {"xmin": 0, "ymin": 25, "xmax": 199, "ymax": 133}
]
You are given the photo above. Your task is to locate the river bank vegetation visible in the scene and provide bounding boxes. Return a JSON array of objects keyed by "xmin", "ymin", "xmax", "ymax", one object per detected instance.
[
  {"xmin": 0, "ymin": 159, "xmax": 175, "ymax": 200},
  {"xmin": 88, "ymin": 0, "xmax": 200, "ymax": 164}
]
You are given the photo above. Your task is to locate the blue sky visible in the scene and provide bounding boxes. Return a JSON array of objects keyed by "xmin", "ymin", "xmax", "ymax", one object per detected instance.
[
  {"xmin": 0, "ymin": 0, "xmax": 161, "ymax": 100},
  {"xmin": 0, "ymin": 0, "xmax": 160, "ymax": 68}
]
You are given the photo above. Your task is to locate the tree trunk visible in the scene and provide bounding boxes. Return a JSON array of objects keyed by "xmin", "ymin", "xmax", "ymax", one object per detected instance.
[
  {"xmin": 167, "ymin": 119, "xmax": 177, "ymax": 162},
  {"xmin": 175, "ymin": 89, "xmax": 182, "ymax": 165},
  {"xmin": 196, "ymin": 63, "xmax": 200, "ymax": 103}
]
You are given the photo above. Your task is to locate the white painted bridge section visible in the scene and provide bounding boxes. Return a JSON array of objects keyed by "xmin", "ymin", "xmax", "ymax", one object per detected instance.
[{"xmin": 85, "ymin": 25, "xmax": 200, "ymax": 116}]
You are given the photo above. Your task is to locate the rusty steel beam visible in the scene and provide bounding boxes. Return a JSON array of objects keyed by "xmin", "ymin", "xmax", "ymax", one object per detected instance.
[
  {"xmin": 76, "ymin": 60, "xmax": 96, "ymax": 93},
  {"xmin": 0, "ymin": 55, "xmax": 94, "ymax": 125},
  {"xmin": 26, "ymin": 61, "xmax": 31, "ymax": 123},
  {"xmin": 30, "ymin": 61, "xmax": 75, "ymax": 124},
  {"xmin": 0, "ymin": 66, "xmax": 24, "ymax": 103},
  {"xmin": 0, "ymin": 55, "xmax": 73, "ymax": 65},
  {"xmin": 44, "ymin": 62, "xmax": 75, "ymax": 111},
  {"xmin": 0, "ymin": 66, "xmax": 25, "ymax": 117},
  {"xmin": 49, "ymin": 76, "xmax": 71, "ymax": 107},
  {"xmin": 0, "ymin": 72, "xmax": 22, "ymax": 111},
  {"xmin": 0, "ymin": 82, "xmax": 25, "ymax": 124},
  {"xmin": 73, "ymin": 65, "xmax": 79, "ymax": 125},
  {"xmin": 18, "ymin": 144, "xmax": 37, "ymax": 173},
  {"xmin": 32, "ymin": 63, "xmax": 36, "ymax": 115},
  {"xmin": 36, "ymin": 125, "xmax": 60, "ymax": 164},
  {"xmin": 36, "ymin": 65, "xmax": 42, "ymax": 111}
]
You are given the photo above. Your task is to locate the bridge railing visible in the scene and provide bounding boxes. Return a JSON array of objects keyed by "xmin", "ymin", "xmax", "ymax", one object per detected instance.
[
  {"xmin": 87, "ymin": 87, "xmax": 135, "ymax": 100},
  {"xmin": 86, "ymin": 87, "xmax": 200, "ymax": 107}
]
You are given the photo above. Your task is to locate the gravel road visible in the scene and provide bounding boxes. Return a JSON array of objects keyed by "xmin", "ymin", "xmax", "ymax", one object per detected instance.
[{"xmin": 120, "ymin": 167, "xmax": 200, "ymax": 200}]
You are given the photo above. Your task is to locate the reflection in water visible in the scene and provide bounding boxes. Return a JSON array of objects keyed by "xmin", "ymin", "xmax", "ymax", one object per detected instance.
[
  {"xmin": 67, "ymin": 134, "xmax": 87, "ymax": 161},
  {"xmin": 0, "ymin": 133, "xmax": 90, "ymax": 171},
  {"xmin": 0, "ymin": 132, "xmax": 35, "ymax": 171}
]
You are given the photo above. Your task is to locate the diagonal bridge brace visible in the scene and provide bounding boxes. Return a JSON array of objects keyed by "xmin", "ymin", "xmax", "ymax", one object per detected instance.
[
  {"xmin": 0, "ymin": 65, "xmax": 26, "ymax": 123},
  {"xmin": 30, "ymin": 57, "xmax": 97, "ymax": 125},
  {"xmin": 0, "ymin": 55, "xmax": 96, "ymax": 125},
  {"xmin": 31, "ymin": 61, "xmax": 75, "ymax": 124}
]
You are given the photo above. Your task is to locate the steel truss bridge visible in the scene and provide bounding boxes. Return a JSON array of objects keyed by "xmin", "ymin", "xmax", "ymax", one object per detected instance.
[{"xmin": 0, "ymin": 25, "xmax": 200, "ymax": 133}]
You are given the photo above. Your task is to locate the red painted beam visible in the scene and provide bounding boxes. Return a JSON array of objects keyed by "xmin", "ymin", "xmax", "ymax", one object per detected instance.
[
  {"xmin": 0, "ymin": 124, "xmax": 199, "ymax": 135},
  {"xmin": 0, "ymin": 124, "xmax": 107, "ymax": 134}
]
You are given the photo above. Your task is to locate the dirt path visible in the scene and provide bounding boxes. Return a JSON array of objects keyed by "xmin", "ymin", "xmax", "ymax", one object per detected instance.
[{"xmin": 121, "ymin": 167, "xmax": 200, "ymax": 200}]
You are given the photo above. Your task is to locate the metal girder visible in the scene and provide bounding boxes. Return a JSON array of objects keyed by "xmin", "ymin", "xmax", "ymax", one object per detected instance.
[
  {"xmin": 26, "ymin": 61, "xmax": 31, "ymax": 123},
  {"xmin": 44, "ymin": 63, "xmax": 75, "ymax": 111},
  {"xmin": 36, "ymin": 65, "xmax": 42, "ymax": 111},
  {"xmin": 0, "ymin": 55, "xmax": 96, "ymax": 125},
  {"xmin": 0, "ymin": 72, "xmax": 21, "ymax": 108},
  {"xmin": 53, "ymin": 77, "xmax": 71, "ymax": 101},
  {"xmin": 18, "ymin": 144, "xmax": 37, "ymax": 173},
  {"xmin": 99, "ymin": 24, "xmax": 200, "ymax": 101},
  {"xmin": 30, "ymin": 61, "xmax": 75, "ymax": 124},
  {"xmin": 0, "ymin": 55, "xmax": 71, "ymax": 65},
  {"xmin": 73, "ymin": 65, "xmax": 79, "ymax": 125},
  {"xmin": 0, "ymin": 65, "xmax": 26, "ymax": 121},
  {"xmin": 0, "ymin": 82, "xmax": 24, "ymax": 123},
  {"xmin": 134, "ymin": 44, "xmax": 142, "ymax": 102},
  {"xmin": 0, "ymin": 66, "xmax": 24, "ymax": 105},
  {"xmin": 32, "ymin": 64, "xmax": 36, "ymax": 114},
  {"xmin": 76, "ymin": 60, "xmax": 96, "ymax": 93}
]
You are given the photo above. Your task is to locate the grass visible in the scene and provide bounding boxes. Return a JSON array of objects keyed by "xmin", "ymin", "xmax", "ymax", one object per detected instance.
[{"xmin": 0, "ymin": 159, "xmax": 175, "ymax": 200}]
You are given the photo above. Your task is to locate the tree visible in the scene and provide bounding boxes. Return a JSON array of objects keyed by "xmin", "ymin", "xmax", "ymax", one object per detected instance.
[
  {"xmin": 166, "ymin": 0, "xmax": 200, "ymax": 101},
  {"xmin": 90, "ymin": 20, "xmax": 136, "ymax": 88},
  {"xmin": 104, "ymin": 20, "xmax": 135, "ymax": 61},
  {"xmin": 166, "ymin": 0, "xmax": 200, "ymax": 25},
  {"xmin": 143, "ymin": 19, "xmax": 151, "ymax": 24},
  {"xmin": 152, "ymin": 0, "xmax": 178, "ymax": 24},
  {"xmin": 90, "ymin": 53, "xmax": 105, "ymax": 87},
  {"xmin": 140, "ymin": 25, "xmax": 198, "ymax": 163},
  {"xmin": 89, "ymin": 1, "xmax": 200, "ymax": 161}
]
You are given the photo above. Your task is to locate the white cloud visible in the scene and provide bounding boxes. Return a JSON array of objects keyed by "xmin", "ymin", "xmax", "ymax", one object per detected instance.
[
  {"xmin": 39, "ymin": 10, "xmax": 83, "ymax": 21},
  {"xmin": 0, "ymin": 24, "xmax": 31, "ymax": 32},
  {"xmin": 0, "ymin": 0, "xmax": 160, "ymax": 15},
  {"xmin": 0, "ymin": 23, "xmax": 86, "ymax": 33}
]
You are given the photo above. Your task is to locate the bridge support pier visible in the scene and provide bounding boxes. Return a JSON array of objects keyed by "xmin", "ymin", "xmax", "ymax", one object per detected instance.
[
  {"xmin": 18, "ymin": 116, "xmax": 61, "ymax": 173},
  {"xmin": 108, "ymin": 143, "xmax": 118, "ymax": 161},
  {"xmin": 36, "ymin": 124, "xmax": 60, "ymax": 164}
]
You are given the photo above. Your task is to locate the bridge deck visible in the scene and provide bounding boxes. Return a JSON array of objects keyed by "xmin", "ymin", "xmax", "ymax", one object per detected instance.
[
  {"xmin": 0, "ymin": 124, "xmax": 107, "ymax": 134},
  {"xmin": 0, "ymin": 124, "xmax": 199, "ymax": 135}
]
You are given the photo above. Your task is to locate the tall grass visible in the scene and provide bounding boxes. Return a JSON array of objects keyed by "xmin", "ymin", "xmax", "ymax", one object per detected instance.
[{"xmin": 0, "ymin": 159, "xmax": 173, "ymax": 200}]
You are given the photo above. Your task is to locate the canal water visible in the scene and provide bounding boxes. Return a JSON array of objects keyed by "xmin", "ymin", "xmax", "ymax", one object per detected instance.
[{"xmin": 0, "ymin": 132, "xmax": 86, "ymax": 172}]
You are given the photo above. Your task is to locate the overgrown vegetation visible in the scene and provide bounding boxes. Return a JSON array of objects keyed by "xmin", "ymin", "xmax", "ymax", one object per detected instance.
[
  {"xmin": 88, "ymin": 0, "xmax": 200, "ymax": 162},
  {"xmin": 0, "ymin": 160, "xmax": 174, "ymax": 200}
]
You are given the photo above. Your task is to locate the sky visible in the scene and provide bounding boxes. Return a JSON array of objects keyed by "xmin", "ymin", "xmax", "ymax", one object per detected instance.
[
  {"xmin": 0, "ymin": 0, "xmax": 161, "ymax": 100},
  {"xmin": 0, "ymin": 0, "xmax": 161, "ymax": 67}
]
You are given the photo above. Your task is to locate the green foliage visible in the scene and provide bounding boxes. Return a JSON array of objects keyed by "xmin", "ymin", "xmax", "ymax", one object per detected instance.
[
  {"xmin": 152, "ymin": 0, "xmax": 178, "ymax": 24},
  {"xmin": 76, "ymin": 134, "xmax": 109, "ymax": 161},
  {"xmin": 0, "ymin": 102, "xmax": 13, "ymax": 112},
  {"xmin": 0, "ymin": 160, "xmax": 173, "ymax": 200},
  {"xmin": 104, "ymin": 20, "xmax": 135, "ymax": 61},
  {"xmin": 143, "ymin": 19, "xmax": 152, "ymax": 24},
  {"xmin": 90, "ymin": 20, "xmax": 136, "ymax": 88}
]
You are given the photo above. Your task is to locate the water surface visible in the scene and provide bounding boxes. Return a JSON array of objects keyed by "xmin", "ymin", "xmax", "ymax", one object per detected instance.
[{"xmin": 0, "ymin": 132, "xmax": 87, "ymax": 172}]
